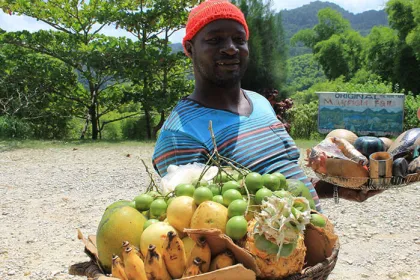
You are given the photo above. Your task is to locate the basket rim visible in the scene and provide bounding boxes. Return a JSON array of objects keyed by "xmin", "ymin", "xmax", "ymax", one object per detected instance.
[
  {"xmin": 282, "ymin": 241, "xmax": 340, "ymax": 280},
  {"xmin": 314, "ymin": 172, "xmax": 420, "ymax": 190}
]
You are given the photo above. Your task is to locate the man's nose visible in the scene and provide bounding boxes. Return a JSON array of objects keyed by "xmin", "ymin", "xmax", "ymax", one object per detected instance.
[{"xmin": 220, "ymin": 38, "xmax": 239, "ymax": 56}]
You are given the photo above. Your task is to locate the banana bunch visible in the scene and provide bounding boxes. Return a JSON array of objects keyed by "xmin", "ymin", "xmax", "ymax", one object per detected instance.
[
  {"xmin": 111, "ymin": 241, "xmax": 147, "ymax": 280},
  {"xmin": 145, "ymin": 244, "xmax": 171, "ymax": 280},
  {"xmin": 112, "ymin": 235, "xmax": 236, "ymax": 279},
  {"xmin": 123, "ymin": 246, "xmax": 147, "ymax": 280},
  {"xmin": 209, "ymin": 250, "xmax": 235, "ymax": 271},
  {"xmin": 162, "ymin": 231, "xmax": 187, "ymax": 278},
  {"xmin": 186, "ymin": 236, "xmax": 211, "ymax": 273},
  {"xmin": 183, "ymin": 257, "xmax": 205, "ymax": 277}
]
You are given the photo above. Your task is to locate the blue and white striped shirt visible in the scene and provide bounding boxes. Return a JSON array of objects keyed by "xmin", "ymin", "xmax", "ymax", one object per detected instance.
[{"xmin": 152, "ymin": 90, "xmax": 321, "ymax": 211}]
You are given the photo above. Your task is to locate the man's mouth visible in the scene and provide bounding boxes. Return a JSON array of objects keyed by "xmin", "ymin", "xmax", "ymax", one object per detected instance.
[
  {"xmin": 216, "ymin": 59, "xmax": 240, "ymax": 70},
  {"xmin": 216, "ymin": 59, "xmax": 240, "ymax": 66}
]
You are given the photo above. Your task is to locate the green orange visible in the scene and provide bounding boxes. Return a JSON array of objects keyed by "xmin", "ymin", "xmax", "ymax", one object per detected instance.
[
  {"xmin": 226, "ymin": 216, "xmax": 248, "ymax": 240},
  {"xmin": 228, "ymin": 199, "xmax": 248, "ymax": 218},
  {"xmin": 222, "ymin": 180, "xmax": 241, "ymax": 194},
  {"xmin": 262, "ymin": 174, "xmax": 281, "ymax": 191},
  {"xmin": 193, "ymin": 187, "xmax": 213, "ymax": 205},
  {"xmin": 175, "ymin": 183, "xmax": 195, "ymax": 197},
  {"xmin": 222, "ymin": 189, "xmax": 243, "ymax": 206},
  {"xmin": 245, "ymin": 172, "xmax": 264, "ymax": 193},
  {"xmin": 255, "ymin": 187, "xmax": 273, "ymax": 205}
]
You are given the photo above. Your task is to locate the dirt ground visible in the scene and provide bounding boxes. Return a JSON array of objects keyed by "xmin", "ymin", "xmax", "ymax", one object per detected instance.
[{"xmin": 0, "ymin": 145, "xmax": 419, "ymax": 280}]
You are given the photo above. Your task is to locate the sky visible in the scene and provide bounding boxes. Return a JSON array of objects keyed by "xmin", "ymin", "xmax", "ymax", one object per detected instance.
[{"xmin": 0, "ymin": 0, "xmax": 388, "ymax": 43}]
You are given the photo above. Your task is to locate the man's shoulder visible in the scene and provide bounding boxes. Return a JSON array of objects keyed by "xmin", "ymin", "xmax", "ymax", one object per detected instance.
[
  {"xmin": 243, "ymin": 89, "xmax": 272, "ymax": 106},
  {"xmin": 162, "ymin": 98, "xmax": 210, "ymax": 132}
]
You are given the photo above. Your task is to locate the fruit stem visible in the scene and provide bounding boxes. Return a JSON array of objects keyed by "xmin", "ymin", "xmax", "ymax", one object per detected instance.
[{"xmin": 141, "ymin": 159, "xmax": 161, "ymax": 194}]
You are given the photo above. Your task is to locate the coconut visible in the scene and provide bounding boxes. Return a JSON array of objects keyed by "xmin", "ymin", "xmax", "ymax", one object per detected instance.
[
  {"xmin": 379, "ymin": 137, "xmax": 394, "ymax": 151},
  {"xmin": 388, "ymin": 128, "xmax": 420, "ymax": 158},
  {"xmin": 304, "ymin": 212, "xmax": 338, "ymax": 267},
  {"xmin": 326, "ymin": 129, "xmax": 358, "ymax": 145},
  {"xmin": 408, "ymin": 157, "xmax": 420, "ymax": 174},
  {"xmin": 245, "ymin": 220, "xmax": 306, "ymax": 279}
]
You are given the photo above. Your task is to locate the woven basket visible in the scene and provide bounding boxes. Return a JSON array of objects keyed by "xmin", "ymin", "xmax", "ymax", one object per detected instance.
[
  {"xmin": 283, "ymin": 242, "xmax": 340, "ymax": 280},
  {"xmin": 314, "ymin": 172, "xmax": 420, "ymax": 190},
  {"xmin": 69, "ymin": 237, "xmax": 340, "ymax": 280}
]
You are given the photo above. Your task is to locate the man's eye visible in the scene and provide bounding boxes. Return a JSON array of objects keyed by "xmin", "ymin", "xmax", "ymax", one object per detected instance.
[
  {"xmin": 206, "ymin": 37, "xmax": 220, "ymax": 43},
  {"xmin": 234, "ymin": 37, "xmax": 246, "ymax": 44}
]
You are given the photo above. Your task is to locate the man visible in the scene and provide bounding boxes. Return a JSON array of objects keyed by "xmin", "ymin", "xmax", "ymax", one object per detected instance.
[{"xmin": 152, "ymin": 0, "xmax": 379, "ymax": 211}]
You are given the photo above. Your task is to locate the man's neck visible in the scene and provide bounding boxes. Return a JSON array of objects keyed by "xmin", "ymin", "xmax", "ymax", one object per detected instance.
[
  {"xmin": 191, "ymin": 82, "xmax": 242, "ymax": 108},
  {"xmin": 189, "ymin": 83, "xmax": 251, "ymax": 116}
]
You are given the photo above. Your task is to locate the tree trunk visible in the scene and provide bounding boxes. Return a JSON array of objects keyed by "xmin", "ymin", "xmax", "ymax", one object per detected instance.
[
  {"xmin": 90, "ymin": 89, "xmax": 98, "ymax": 140},
  {"xmin": 80, "ymin": 114, "xmax": 90, "ymax": 140},
  {"xmin": 144, "ymin": 108, "xmax": 152, "ymax": 140},
  {"xmin": 153, "ymin": 111, "xmax": 165, "ymax": 139},
  {"xmin": 151, "ymin": 27, "xmax": 169, "ymax": 140},
  {"xmin": 90, "ymin": 104, "xmax": 98, "ymax": 140}
]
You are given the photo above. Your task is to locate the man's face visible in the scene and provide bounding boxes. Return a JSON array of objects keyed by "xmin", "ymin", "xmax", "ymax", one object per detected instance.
[{"xmin": 188, "ymin": 19, "xmax": 249, "ymax": 88}]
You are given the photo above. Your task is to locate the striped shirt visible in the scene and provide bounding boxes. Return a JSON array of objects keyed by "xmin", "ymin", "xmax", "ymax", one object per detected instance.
[{"xmin": 152, "ymin": 90, "xmax": 321, "ymax": 211}]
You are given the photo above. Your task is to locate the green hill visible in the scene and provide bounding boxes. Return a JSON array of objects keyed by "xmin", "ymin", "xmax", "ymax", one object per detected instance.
[{"xmin": 280, "ymin": 1, "xmax": 388, "ymax": 56}]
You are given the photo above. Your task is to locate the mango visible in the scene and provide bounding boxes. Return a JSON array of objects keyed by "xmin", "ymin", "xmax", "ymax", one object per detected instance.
[
  {"xmin": 190, "ymin": 201, "xmax": 228, "ymax": 233},
  {"xmin": 96, "ymin": 206, "xmax": 146, "ymax": 273}
]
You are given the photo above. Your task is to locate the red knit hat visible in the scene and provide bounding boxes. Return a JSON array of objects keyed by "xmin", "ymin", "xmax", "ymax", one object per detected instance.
[{"xmin": 182, "ymin": 0, "xmax": 249, "ymax": 55}]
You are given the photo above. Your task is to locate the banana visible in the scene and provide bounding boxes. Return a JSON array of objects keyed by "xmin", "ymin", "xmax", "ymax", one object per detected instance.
[
  {"xmin": 209, "ymin": 250, "xmax": 236, "ymax": 271},
  {"xmin": 162, "ymin": 231, "xmax": 187, "ymax": 279},
  {"xmin": 144, "ymin": 244, "xmax": 171, "ymax": 280},
  {"xmin": 122, "ymin": 246, "xmax": 147, "ymax": 280},
  {"xmin": 187, "ymin": 236, "xmax": 211, "ymax": 273},
  {"xmin": 183, "ymin": 257, "xmax": 204, "ymax": 278},
  {"xmin": 111, "ymin": 254, "xmax": 128, "ymax": 280},
  {"xmin": 122, "ymin": 240, "xmax": 143, "ymax": 260}
]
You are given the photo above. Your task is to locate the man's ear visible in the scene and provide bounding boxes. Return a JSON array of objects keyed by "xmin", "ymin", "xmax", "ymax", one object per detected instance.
[{"xmin": 185, "ymin": 40, "xmax": 193, "ymax": 58}]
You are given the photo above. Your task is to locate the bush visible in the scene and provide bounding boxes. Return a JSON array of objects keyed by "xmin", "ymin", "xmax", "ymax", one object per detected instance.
[
  {"xmin": 290, "ymin": 75, "xmax": 394, "ymax": 105},
  {"xmin": 0, "ymin": 116, "xmax": 34, "ymax": 139},
  {"xmin": 121, "ymin": 114, "xmax": 160, "ymax": 140},
  {"xmin": 288, "ymin": 101, "xmax": 320, "ymax": 139},
  {"xmin": 404, "ymin": 92, "xmax": 420, "ymax": 131}
]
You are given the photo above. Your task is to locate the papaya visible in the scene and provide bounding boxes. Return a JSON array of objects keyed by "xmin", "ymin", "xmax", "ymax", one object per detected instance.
[
  {"xmin": 286, "ymin": 179, "xmax": 316, "ymax": 210},
  {"xmin": 96, "ymin": 206, "xmax": 147, "ymax": 273}
]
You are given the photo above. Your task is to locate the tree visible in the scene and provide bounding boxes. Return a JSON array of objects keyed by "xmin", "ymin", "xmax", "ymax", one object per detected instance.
[
  {"xmin": 386, "ymin": 0, "xmax": 420, "ymax": 94},
  {"xmin": 365, "ymin": 26, "xmax": 399, "ymax": 81},
  {"xmin": 0, "ymin": 44, "xmax": 80, "ymax": 138},
  {"xmin": 291, "ymin": 8, "xmax": 351, "ymax": 48},
  {"xmin": 1, "ymin": 0, "xmax": 136, "ymax": 140},
  {"xmin": 286, "ymin": 54, "xmax": 326, "ymax": 92},
  {"xmin": 406, "ymin": 0, "xmax": 420, "ymax": 60},
  {"xmin": 233, "ymin": 0, "xmax": 288, "ymax": 95},
  {"xmin": 291, "ymin": 8, "xmax": 364, "ymax": 80},
  {"xmin": 109, "ymin": 0, "xmax": 197, "ymax": 139}
]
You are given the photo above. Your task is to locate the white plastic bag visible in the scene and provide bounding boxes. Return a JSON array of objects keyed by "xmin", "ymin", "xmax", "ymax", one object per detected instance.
[{"xmin": 161, "ymin": 162, "xmax": 218, "ymax": 193}]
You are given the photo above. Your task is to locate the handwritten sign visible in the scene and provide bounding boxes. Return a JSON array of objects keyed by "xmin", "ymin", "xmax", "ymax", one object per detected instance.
[{"xmin": 317, "ymin": 92, "xmax": 405, "ymax": 136}]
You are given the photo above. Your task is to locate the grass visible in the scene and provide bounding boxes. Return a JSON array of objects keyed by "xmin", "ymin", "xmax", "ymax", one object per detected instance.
[{"xmin": 0, "ymin": 139, "xmax": 156, "ymax": 152}]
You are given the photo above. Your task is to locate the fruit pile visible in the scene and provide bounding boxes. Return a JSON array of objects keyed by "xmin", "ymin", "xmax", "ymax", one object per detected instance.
[{"xmin": 96, "ymin": 165, "xmax": 338, "ymax": 279}]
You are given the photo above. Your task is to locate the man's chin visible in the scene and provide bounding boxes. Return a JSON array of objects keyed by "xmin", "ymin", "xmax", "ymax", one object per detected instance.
[{"xmin": 213, "ymin": 74, "xmax": 243, "ymax": 88}]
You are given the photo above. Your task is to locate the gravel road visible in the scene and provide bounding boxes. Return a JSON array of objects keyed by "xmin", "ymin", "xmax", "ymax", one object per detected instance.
[{"xmin": 0, "ymin": 145, "xmax": 419, "ymax": 280}]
